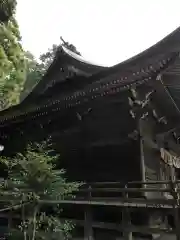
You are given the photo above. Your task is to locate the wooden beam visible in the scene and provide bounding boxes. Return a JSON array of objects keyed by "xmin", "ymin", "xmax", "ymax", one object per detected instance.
[
  {"xmin": 85, "ymin": 180, "xmax": 180, "ymax": 185},
  {"xmin": 84, "ymin": 206, "xmax": 94, "ymax": 240},
  {"xmin": 78, "ymin": 187, "xmax": 176, "ymax": 192},
  {"xmin": 44, "ymin": 198, "xmax": 175, "ymax": 208}
]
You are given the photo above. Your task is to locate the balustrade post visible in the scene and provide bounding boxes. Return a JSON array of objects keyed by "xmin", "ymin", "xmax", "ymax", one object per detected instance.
[
  {"xmin": 122, "ymin": 184, "xmax": 133, "ymax": 240},
  {"xmin": 84, "ymin": 206, "xmax": 94, "ymax": 240},
  {"xmin": 170, "ymin": 177, "xmax": 180, "ymax": 240}
]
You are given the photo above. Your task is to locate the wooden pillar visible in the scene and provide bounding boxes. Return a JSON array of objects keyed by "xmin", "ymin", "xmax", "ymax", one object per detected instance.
[
  {"xmin": 170, "ymin": 172, "xmax": 180, "ymax": 240},
  {"xmin": 122, "ymin": 187, "xmax": 133, "ymax": 240},
  {"xmin": 139, "ymin": 118, "xmax": 161, "ymax": 199},
  {"xmin": 140, "ymin": 137, "xmax": 146, "ymax": 183},
  {"xmin": 84, "ymin": 206, "xmax": 94, "ymax": 240},
  {"xmin": 139, "ymin": 119, "xmax": 146, "ymax": 185},
  {"xmin": 122, "ymin": 208, "xmax": 133, "ymax": 240},
  {"xmin": 173, "ymin": 205, "xmax": 180, "ymax": 240}
]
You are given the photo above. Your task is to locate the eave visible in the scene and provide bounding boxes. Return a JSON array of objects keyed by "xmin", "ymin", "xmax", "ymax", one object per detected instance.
[
  {"xmin": 0, "ymin": 27, "xmax": 180, "ymax": 128},
  {"xmin": 21, "ymin": 45, "xmax": 107, "ymax": 105}
]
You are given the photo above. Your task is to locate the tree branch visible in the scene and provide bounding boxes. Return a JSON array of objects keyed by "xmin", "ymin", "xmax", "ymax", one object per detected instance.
[{"xmin": 0, "ymin": 201, "xmax": 31, "ymax": 213}]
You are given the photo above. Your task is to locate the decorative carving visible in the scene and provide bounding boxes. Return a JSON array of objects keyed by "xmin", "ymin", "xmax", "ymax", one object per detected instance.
[
  {"xmin": 156, "ymin": 74, "xmax": 162, "ymax": 81},
  {"xmin": 160, "ymin": 148, "xmax": 180, "ymax": 168}
]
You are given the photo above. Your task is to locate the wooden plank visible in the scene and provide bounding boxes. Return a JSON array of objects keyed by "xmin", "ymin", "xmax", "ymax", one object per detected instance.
[
  {"xmin": 39, "ymin": 198, "xmax": 176, "ymax": 208},
  {"xmin": 87, "ymin": 180, "xmax": 180, "ymax": 185},
  {"xmin": 79, "ymin": 187, "xmax": 173, "ymax": 193},
  {"xmin": 88, "ymin": 180, "xmax": 180, "ymax": 186}
]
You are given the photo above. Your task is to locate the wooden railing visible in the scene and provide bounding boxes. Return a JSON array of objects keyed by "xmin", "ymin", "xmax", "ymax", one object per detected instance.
[
  {"xmin": 1, "ymin": 180, "xmax": 180, "ymax": 239},
  {"xmin": 62, "ymin": 180, "xmax": 180, "ymax": 206},
  {"xmin": 67, "ymin": 180, "xmax": 180, "ymax": 240}
]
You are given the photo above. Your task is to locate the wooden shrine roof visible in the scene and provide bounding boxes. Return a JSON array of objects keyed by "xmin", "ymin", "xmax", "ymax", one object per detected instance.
[{"xmin": 1, "ymin": 26, "xmax": 180, "ymax": 129}]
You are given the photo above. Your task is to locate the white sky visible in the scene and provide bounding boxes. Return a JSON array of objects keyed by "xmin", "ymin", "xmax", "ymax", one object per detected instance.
[{"xmin": 16, "ymin": 0, "xmax": 180, "ymax": 66}]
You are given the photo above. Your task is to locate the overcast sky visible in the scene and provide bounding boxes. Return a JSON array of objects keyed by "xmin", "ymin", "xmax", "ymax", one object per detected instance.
[{"xmin": 16, "ymin": 0, "xmax": 180, "ymax": 66}]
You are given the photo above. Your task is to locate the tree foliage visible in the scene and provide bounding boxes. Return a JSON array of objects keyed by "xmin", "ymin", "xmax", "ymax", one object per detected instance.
[
  {"xmin": 0, "ymin": 0, "xmax": 17, "ymax": 23},
  {"xmin": 20, "ymin": 52, "xmax": 44, "ymax": 102},
  {"xmin": 39, "ymin": 44, "xmax": 59, "ymax": 72},
  {"xmin": 0, "ymin": 1, "xmax": 26, "ymax": 109},
  {"xmin": 0, "ymin": 142, "xmax": 82, "ymax": 239}
]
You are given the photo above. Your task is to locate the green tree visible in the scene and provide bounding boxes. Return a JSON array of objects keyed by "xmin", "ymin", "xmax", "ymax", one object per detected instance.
[
  {"xmin": 39, "ymin": 44, "xmax": 59, "ymax": 71},
  {"xmin": 20, "ymin": 52, "xmax": 44, "ymax": 102},
  {"xmin": 0, "ymin": 0, "xmax": 17, "ymax": 23},
  {"xmin": 0, "ymin": 1, "xmax": 26, "ymax": 109},
  {"xmin": 0, "ymin": 142, "xmax": 81, "ymax": 239},
  {"xmin": 20, "ymin": 46, "xmax": 59, "ymax": 102}
]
